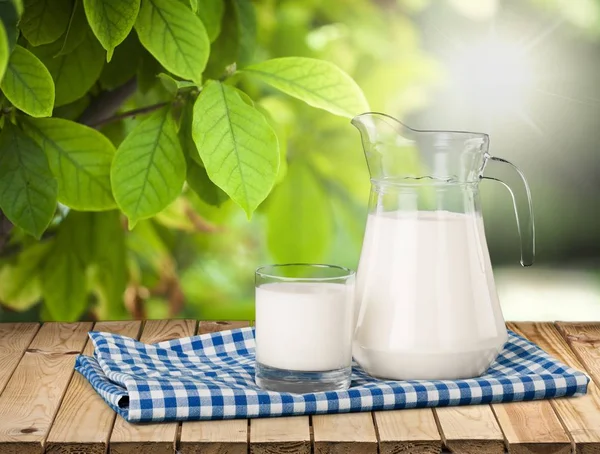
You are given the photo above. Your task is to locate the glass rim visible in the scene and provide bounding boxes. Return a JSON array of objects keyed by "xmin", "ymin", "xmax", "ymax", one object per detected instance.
[
  {"xmin": 255, "ymin": 263, "xmax": 355, "ymax": 281},
  {"xmin": 352, "ymin": 112, "xmax": 490, "ymax": 141}
]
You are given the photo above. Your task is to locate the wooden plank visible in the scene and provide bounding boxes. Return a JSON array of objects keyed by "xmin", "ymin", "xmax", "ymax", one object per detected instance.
[
  {"xmin": 251, "ymin": 417, "xmax": 311, "ymax": 454},
  {"xmin": 556, "ymin": 322, "xmax": 600, "ymax": 385},
  {"xmin": 374, "ymin": 409, "xmax": 442, "ymax": 454},
  {"xmin": 434, "ymin": 406, "xmax": 504, "ymax": 454},
  {"xmin": 180, "ymin": 320, "xmax": 249, "ymax": 454},
  {"xmin": 250, "ymin": 302, "xmax": 310, "ymax": 454},
  {"xmin": 313, "ymin": 413, "xmax": 377, "ymax": 454},
  {"xmin": 45, "ymin": 321, "xmax": 142, "ymax": 454},
  {"xmin": 110, "ymin": 319, "xmax": 197, "ymax": 454},
  {"xmin": 196, "ymin": 320, "xmax": 250, "ymax": 335},
  {"xmin": 181, "ymin": 419, "xmax": 247, "ymax": 454},
  {"xmin": 0, "ymin": 323, "xmax": 39, "ymax": 395},
  {"xmin": 512, "ymin": 322, "xmax": 600, "ymax": 454},
  {"xmin": 492, "ymin": 401, "xmax": 571, "ymax": 454},
  {"xmin": 486, "ymin": 324, "xmax": 572, "ymax": 454},
  {"xmin": 0, "ymin": 322, "xmax": 92, "ymax": 454}
]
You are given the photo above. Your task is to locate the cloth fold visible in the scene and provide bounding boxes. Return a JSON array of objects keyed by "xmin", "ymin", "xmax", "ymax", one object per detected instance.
[{"xmin": 75, "ymin": 327, "xmax": 589, "ymax": 423}]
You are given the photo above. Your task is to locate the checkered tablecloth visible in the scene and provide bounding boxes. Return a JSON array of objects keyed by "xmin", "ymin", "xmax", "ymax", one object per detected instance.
[{"xmin": 75, "ymin": 327, "xmax": 589, "ymax": 423}]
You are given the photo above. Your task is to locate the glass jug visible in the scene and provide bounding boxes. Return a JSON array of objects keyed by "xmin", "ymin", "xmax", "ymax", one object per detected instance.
[{"xmin": 351, "ymin": 113, "xmax": 534, "ymax": 380}]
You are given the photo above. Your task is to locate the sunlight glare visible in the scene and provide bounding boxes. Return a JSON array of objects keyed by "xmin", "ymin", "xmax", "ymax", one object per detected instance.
[{"xmin": 451, "ymin": 38, "xmax": 533, "ymax": 114}]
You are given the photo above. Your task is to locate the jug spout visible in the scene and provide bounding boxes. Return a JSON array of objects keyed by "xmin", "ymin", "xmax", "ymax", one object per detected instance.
[
  {"xmin": 351, "ymin": 112, "xmax": 395, "ymax": 152},
  {"xmin": 351, "ymin": 112, "xmax": 535, "ymax": 266},
  {"xmin": 351, "ymin": 112, "xmax": 490, "ymax": 184},
  {"xmin": 351, "ymin": 112, "xmax": 418, "ymax": 183},
  {"xmin": 351, "ymin": 112, "xmax": 413, "ymax": 147}
]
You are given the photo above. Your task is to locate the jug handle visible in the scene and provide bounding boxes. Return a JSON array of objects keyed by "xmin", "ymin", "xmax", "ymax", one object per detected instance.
[{"xmin": 482, "ymin": 156, "xmax": 535, "ymax": 266}]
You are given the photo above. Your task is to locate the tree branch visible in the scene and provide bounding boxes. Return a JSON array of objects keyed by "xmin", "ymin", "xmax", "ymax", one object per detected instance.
[
  {"xmin": 78, "ymin": 77, "xmax": 138, "ymax": 128},
  {"xmin": 88, "ymin": 102, "xmax": 169, "ymax": 128},
  {"xmin": 0, "ymin": 79, "xmax": 142, "ymax": 255}
]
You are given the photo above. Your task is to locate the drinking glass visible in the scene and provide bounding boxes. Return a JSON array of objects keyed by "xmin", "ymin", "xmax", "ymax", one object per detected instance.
[{"xmin": 255, "ymin": 264, "xmax": 355, "ymax": 393}]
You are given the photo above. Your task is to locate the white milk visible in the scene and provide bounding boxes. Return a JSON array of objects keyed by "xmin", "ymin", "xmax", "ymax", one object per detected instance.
[
  {"xmin": 255, "ymin": 282, "xmax": 354, "ymax": 372},
  {"xmin": 353, "ymin": 210, "xmax": 508, "ymax": 380}
]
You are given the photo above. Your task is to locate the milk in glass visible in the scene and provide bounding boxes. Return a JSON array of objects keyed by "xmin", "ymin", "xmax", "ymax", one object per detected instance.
[{"xmin": 256, "ymin": 282, "xmax": 354, "ymax": 371}]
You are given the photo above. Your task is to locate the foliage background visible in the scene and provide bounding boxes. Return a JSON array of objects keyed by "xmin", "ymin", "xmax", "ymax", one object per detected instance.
[{"xmin": 0, "ymin": 0, "xmax": 599, "ymax": 322}]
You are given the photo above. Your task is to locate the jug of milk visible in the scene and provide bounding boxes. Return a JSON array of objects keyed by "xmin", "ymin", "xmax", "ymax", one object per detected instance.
[{"xmin": 351, "ymin": 113, "xmax": 535, "ymax": 380}]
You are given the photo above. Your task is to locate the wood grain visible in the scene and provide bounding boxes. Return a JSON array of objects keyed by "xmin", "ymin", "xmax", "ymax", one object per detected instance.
[
  {"xmin": 489, "ymin": 325, "xmax": 572, "ymax": 454},
  {"xmin": 1, "ymin": 320, "xmax": 599, "ymax": 453},
  {"xmin": 110, "ymin": 319, "xmax": 197, "ymax": 454},
  {"xmin": 249, "ymin": 314, "xmax": 309, "ymax": 454},
  {"xmin": 0, "ymin": 323, "xmax": 39, "ymax": 395},
  {"xmin": 251, "ymin": 417, "xmax": 311, "ymax": 454},
  {"xmin": 556, "ymin": 322, "xmax": 600, "ymax": 385},
  {"xmin": 0, "ymin": 322, "xmax": 92, "ymax": 454},
  {"xmin": 492, "ymin": 401, "xmax": 571, "ymax": 454},
  {"xmin": 434, "ymin": 405, "xmax": 505, "ymax": 454},
  {"xmin": 196, "ymin": 320, "xmax": 250, "ymax": 334},
  {"xmin": 181, "ymin": 419, "xmax": 247, "ymax": 454},
  {"xmin": 516, "ymin": 322, "xmax": 600, "ymax": 454},
  {"xmin": 45, "ymin": 321, "xmax": 142, "ymax": 454},
  {"xmin": 375, "ymin": 409, "xmax": 442, "ymax": 454},
  {"xmin": 313, "ymin": 413, "xmax": 377, "ymax": 454},
  {"xmin": 180, "ymin": 321, "xmax": 249, "ymax": 454}
]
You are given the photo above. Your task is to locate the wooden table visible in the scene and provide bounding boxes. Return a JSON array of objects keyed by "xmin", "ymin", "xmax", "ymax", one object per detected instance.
[{"xmin": 0, "ymin": 321, "xmax": 599, "ymax": 454}]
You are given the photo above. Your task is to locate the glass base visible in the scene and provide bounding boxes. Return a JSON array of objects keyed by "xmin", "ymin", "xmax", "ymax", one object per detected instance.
[{"xmin": 255, "ymin": 362, "xmax": 351, "ymax": 393}]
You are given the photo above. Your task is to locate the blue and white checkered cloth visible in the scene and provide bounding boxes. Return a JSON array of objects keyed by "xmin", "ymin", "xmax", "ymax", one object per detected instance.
[{"xmin": 75, "ymin": 327, "xmax": 589, "ymax": 423}]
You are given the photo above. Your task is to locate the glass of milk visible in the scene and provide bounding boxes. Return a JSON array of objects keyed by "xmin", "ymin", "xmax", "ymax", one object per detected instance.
[{"xmin": 254, "ymin": 264, "xmax": 355, "ymax": 393}]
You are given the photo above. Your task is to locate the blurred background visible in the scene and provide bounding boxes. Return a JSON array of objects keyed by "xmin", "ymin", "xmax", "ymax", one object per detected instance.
[{"xmin": 2, "ymin": 0, "xmax": 600, "ymax": 322}]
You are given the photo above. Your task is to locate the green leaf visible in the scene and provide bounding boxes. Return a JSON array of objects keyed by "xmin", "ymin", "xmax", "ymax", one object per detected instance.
[
  {"xmin": 178, "ymin": 99, "xmax": 201, "ymax": 165},
  {"xmin": 84, "ymin": 0, "xmax": 141, "ymax": 60},
  {"xmin": 0, "ymin": 241, "xmax": 51, "ymax": 311},
  {"xmin": 192, "ymin": 81, "xmax": 279, "ymax": 217},
  {"xmin": 243, "ymin": 57, "xmax": 370, "ymax": 118},
  {"xmin": 157, "ymin": 73, "xmax": 177, "ymax": 96},
  {"xmin": 22, "ymin": 117, "xmax": 116, "ymax": 211},
  {"xmin": 189, "ymin": 0, "xmax": 197, "ymax": 12},
  {"xmin": 11, "ymin": 0, "xmax": 22, "ymax": 16},
  {"xmin": 0, "ymin": 45, "xmax": 55, "ymax": 117},
  {"xmin": 186, "ymin": 159, "xmax": 228, "ymax": 206},
  {"xmin": 20, "ymin": 0, "xmax": 73, "ymax": 46},
  {"xmin": 201, "ymin": 0, "xmax": 253, "ymax": 77},
  {"xmin": 231, "ymin": 0, "xmax": 255, "ymax": 65},
  {"xmin": 0, "ymin": 0, "xmax": 22, "ymax": 50},
  {"xmin": 234, "ymin": 87, "xmax": 254, "ymax": 106},
  {"xmin": 99, "ymin": 32, "xmax": 142, "ymax": 89},
  {"xmin": 0, "ymin": 21, "xmax": 8, "ymax": 81},
  {"xmin": 136, "ymin": 49, "xmax": 162, "ymax": 93},
  {"xmin": 32, "ymin": 31, "xmax": 105, "ymax": 107},
  {"xmin": 157, "ymin": 73, "xmax": 196, "ymax": 96},
  {"xmin": 196, "ymin": 0, "xmax": 223, "ymax": 42},
  {"xmin": 111, "ymin": 107, "xmax": 187, "ymax": 225},
  {"xmin": 202, "ymin": 0, "xmax": 237, "ymax": 78},
  {"xmin": 266, "ymin": 162, "xmax": 332, "ymax": 263},
  {"xmin": 99, "ymin": 119, "xmax": 126, "ymax": 147},
  {"xmin": 55, "ymin": 0, "xmax": 87, "ymax": 57},
  {"xmin": 0, "ymin": 124, "xmax": 57, "ymax": 239},
  {"xmin": 135, "ymin": 0, "xmax": 209, "ymax": 83},
  {"xmin": 41, "ymin": 211, "xmax": 90, "ymax": 321},
  {"xmin": 255, "ymin": 102, "xmax": 287, "ymax": 184},
  {"xmin": 89, "ymin": 210, "xmax": 128, "ymax": 319},
  {"xmin": 52, "ymin": 95, "xmax": 90, "ymax": 121}
]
